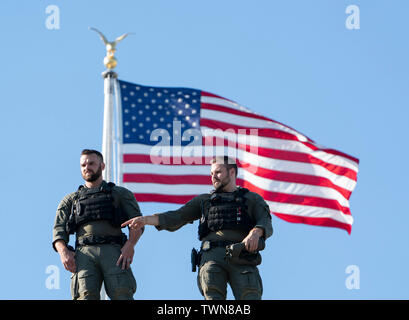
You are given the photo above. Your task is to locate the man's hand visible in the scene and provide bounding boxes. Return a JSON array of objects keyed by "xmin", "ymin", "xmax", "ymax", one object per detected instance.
[
  {"xmin": 116, "ymin": 240, "xmax": 135, "ymax": 270},
  {"xmin": 121, "ymin": 215, "xmax": 159, "ymax": 230},
  {"xmin": 121, "ymin": 216, "xmax": 145, "ymax": 230},
  {"xmin": 55, "ymin": 241, "xmax": 76, "ymax": 273},
  {"xmin": 242, "ymin": 227, "xmax": 264, "ymax": 252}
]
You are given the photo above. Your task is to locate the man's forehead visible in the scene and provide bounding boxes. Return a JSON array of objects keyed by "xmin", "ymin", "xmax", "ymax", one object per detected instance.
[
  {"xmin": 80, "ymin": 154, "xmax": 100, "ymax": 163},
  {"xmin": 211, "ymin": 163, "xmax": 225, "ymax": 171}
]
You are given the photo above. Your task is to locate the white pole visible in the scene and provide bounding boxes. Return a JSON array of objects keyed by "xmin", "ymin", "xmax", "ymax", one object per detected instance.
[
  {"xmin": 113, "ymin": 79, "xmax": 123, "ymax": 186},
  {"xmin": 102, "ymin": 70, "xmax": 117, "ymax": 183}
]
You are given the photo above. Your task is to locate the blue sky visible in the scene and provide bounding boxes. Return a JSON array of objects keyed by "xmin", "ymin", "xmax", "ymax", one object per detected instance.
[{"xmin": 0, "ymin": 0, "xmax": 408, "ymax": 299}]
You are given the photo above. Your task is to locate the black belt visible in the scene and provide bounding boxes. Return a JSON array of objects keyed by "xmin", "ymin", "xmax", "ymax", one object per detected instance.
[
  {"xmin": 75, "ymin": 234, "xmax": 127, "ymax": 248},
  {"xmin": 201, "ymin": 240, "xmax": 236, "ymax": 251}
]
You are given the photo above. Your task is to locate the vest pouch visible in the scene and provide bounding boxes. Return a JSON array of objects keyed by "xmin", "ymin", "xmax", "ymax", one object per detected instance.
[
  {"xmin": 73, "ymin": 190, "xmax": 117, "ymax": 228},
  {"xmin": 76, "ymin": 202, "xmax": 83, "ymax": 216},
  {"xmin": 198, "ymin": 188, "xmax": 252, "ymax": 240}
]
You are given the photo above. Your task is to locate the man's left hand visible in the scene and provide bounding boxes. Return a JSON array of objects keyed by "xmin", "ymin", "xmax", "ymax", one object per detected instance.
[
  {"xmin": 116, "ymin": 241, "xmax": 135, "ymax": 270},
  {"xmin": 242, "ymin": 227, "xmax": 264, "ymax": 252}
]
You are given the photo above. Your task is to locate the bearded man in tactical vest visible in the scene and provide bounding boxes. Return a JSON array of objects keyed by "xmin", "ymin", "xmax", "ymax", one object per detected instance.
[
  {"xmin": 52, "ymin": 149, "xmax": 143, "ymax": 300},
  {"xmin": 122, "ymin": 156, "xmax": 273, "ymax": 300}
]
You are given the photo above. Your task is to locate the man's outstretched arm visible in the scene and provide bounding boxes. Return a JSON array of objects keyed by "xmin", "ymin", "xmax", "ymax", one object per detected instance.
[{"xmin": 121, "ymin": 215, "xmax": 159, "ymax": 230}]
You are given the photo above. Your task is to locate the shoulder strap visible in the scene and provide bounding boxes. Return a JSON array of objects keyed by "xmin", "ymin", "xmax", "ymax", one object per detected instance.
[
  {"xmin": 102, "ymin": 182, "xmax": 116, "ymax": 193},
  {"xmin": 73, "ymin": 185, "xmax": 84, "ymax": 201},
  {"xmin": 236, "ymin": 187, "xmax": 249, "ymax": 197}
]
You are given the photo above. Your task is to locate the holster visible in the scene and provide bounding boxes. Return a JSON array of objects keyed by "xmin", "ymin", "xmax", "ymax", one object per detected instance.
[{"xmin": 191, "ymin": 248, "xmax": 201, "ymax": 272}]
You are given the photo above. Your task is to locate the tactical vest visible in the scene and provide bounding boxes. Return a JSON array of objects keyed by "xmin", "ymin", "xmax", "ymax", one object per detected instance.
[
  {"xmin": 198, "ymin": 187, "xmax": 254, "ymax": 240},
  {"xmin": 66, "ymin": 182, "xmax": 123, "ymax": 234}
]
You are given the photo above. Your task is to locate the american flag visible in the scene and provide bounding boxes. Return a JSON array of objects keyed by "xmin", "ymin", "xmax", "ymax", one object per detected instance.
[{"xmin": 117, "ymin": 79, "xmax": 359, "ymax": 234}]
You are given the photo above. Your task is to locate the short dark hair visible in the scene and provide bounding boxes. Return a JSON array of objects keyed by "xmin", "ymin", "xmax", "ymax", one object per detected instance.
[
  {"xmin": 211, "ymin": 156, "xmax": 238, "ymax": 177},
  {"xmin": 81, "ymin": 149, "xmax": 104, "ymax": 163}
]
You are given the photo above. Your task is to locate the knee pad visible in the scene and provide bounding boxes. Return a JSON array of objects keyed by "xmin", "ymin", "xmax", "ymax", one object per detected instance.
[{"xmin": 198, "ymin": 262, "xmax": 227, "ymax": 300}]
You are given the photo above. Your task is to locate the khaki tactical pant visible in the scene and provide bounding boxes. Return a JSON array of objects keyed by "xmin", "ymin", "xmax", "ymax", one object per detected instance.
[
  {"xmin": 70, "ymin": 244, "xmax": 136, "ymax": 300},
  {"xmin": 197, "ymin": 247, "xmax": 263, "ymax": 300}
]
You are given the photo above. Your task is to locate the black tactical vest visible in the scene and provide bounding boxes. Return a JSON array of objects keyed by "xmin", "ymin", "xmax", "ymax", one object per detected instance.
[
  {"xmin": 198, "ymin": 187, "xmax": 254, "ymax": 240},
  {"xmin": 66, "ymin": 182, "xmax": 122, "ymax": 234}
]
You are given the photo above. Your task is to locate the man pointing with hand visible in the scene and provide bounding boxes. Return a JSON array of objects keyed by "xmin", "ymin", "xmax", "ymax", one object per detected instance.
[{"xmin": 122, "ymin": 156, "xmax": 273, "ymax": 300}]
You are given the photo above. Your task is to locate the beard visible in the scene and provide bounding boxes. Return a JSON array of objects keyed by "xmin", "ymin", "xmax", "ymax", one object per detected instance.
[
  {"xmin": 82, "ymin": 165, "xmax": 103, "ymax": 182},
  {"xmin": 213, "ymin": 176, "xmax": 231, "ymax": 192}
]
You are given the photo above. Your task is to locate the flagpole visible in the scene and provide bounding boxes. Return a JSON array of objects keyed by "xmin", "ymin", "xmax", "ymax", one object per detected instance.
[
  {"xmin": 102, "ymin": 70, "xmax": 117, "ymax": 183},
  {"xmin": 113, "ymin": 79, "xmax": 123, "ymax": 186},
  {"xmin": 99, "ymin": 69, "xmax": 117, "ymax": 301}
]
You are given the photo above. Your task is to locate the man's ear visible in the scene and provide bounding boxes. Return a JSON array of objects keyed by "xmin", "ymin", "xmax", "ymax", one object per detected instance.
[
  {"xmin": 101, "ymin": 162, "xmax": 106, "ymax": 171},
  {"xmin": 229, "ymin": 167, "xmax": 236, "ymax": 178}
]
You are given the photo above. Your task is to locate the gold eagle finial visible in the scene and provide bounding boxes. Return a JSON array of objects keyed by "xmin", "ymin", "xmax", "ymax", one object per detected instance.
[{"xmin": 89, "ymin": 27, "xmax": 134, "ymax": 69}]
